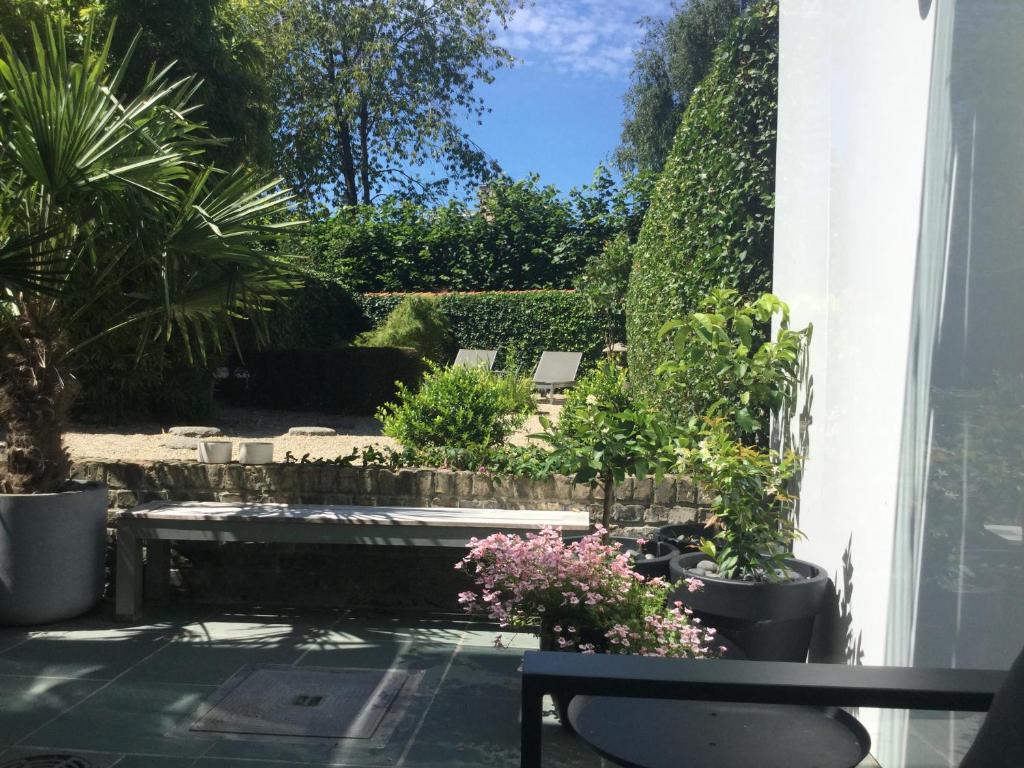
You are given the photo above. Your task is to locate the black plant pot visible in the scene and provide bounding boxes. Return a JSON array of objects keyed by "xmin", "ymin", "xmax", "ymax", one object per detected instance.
[
  {"xmin": 563, "ymin": 535, "xmax": 679, "ymax": 579},
  {"xmin": 668, "ymin": 552, "xmax": 828, "ymax": 662},
  {"xmin": 656, "ymin": 522, "xmax": 714, "ymax": 554},
  {"xmin": 612, "ymin": 537, "xmax": 679, "ymax": 579},
  {"xmin": 539, "ymin": 622, "xmax": 609, "ymax": 732}
]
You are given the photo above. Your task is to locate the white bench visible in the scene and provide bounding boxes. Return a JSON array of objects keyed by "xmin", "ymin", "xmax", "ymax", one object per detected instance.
[{"xmin": 115, "ymin": 501, "xmax": 589, "ymax": 621}]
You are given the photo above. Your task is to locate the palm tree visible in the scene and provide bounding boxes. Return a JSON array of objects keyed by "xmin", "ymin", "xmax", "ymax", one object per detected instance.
[{"xmin": 0, "ymin": 22, "xmax": 300, "ymax": 494}]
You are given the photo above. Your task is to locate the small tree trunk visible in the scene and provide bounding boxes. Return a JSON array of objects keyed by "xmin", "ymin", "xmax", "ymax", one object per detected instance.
[
  {"xmin": 602, "ymin": 472, "xmax": 615, "ymax": 536},
  {"xmin": 0, "ymin": 313, "xmax": 73, "ymax": 494}
]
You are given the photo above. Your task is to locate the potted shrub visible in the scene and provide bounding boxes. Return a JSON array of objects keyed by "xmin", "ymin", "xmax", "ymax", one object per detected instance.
[
  {"xmin": 456, "ymin": 525, "xmax": 721, "ymax": 724},
  {"xmin": 658, "ymin": 290, "xmax": 824, "ymax": 661},
  {"xmin": 537, "ymin": 360, "xmax": 678, "ymax": 577},
  {"xmin": 0, "ymin": 23, "xmax": 297, "ymax": 625}
]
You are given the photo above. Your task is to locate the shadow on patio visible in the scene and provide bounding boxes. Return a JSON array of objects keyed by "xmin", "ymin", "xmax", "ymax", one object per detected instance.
[{"xmin": 0, "ymin": 604, "xmax": 597, "ymax": 767}]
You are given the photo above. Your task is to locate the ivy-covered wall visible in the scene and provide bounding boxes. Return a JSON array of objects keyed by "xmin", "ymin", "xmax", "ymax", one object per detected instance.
[
  {"xmin": 626, "ymin": 0, "xmax": 779, "ymax": 407},
  {"xmin": 359, "ymin": 290, "xmax": 606, "ymax": 372}
]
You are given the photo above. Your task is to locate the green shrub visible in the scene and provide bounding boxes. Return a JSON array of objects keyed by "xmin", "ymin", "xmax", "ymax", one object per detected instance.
[
  {"xmin": 358, "ymin": 296, "xmax": 454, "ymax": 363},
  {"xmin": 378, "ymin": 363, "xmax": 534, "ymax": 450},
  {"xmin": 626, "ymin": 0, "xmax": 779, "ymax": 409},
  {"xmin": 657, "ymin": 289, "xmax": 811, "ymax": 442},
  {"xmin": 219, "ymin": 348, "xmax": 426, "ymax": 415},
  {"xmin": 359, "ymin": 290, "xmax": 605, "ymax": 372},
  {"xmin": 295, "ymin": 170, "xmax": 647, "ymax": 292},
  {"xmin": 537, "ymin": 360, "xmax": 665, "ymax": 528},
  {"xmin": 72, "ymin": 345, "xmax": 214, "ymax": 424},
  {"xmin": 261, "ymin": 279, "xmax": 368, "ymax": 350}
]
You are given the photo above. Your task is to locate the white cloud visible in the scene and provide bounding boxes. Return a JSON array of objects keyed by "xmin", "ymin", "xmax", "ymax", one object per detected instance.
[{"xmin": 496, "ymin": 0, "xmax": 670, "ymax": 78}]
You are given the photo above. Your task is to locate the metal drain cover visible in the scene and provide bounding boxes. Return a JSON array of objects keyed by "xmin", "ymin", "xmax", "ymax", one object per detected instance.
[
  {"xmin": 0, "ymin": 757, "xmax": 94, "ymax": 768},
  {"xmin": 191, "ymin": 665, "xmax": 411, "ymax": 739}
]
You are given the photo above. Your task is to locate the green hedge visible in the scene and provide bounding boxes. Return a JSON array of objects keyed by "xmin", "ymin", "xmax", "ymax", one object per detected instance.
[
  {"xmin": 626, "ymin": 0, "xmax": 778, "ymax": 408},
  {"xmin": 358, "ymin": 291, "xmax": 605, "ymax": 373},
  {"xmin": 219, "ymin": 348, "xmax": 427, "ymax": 415}
]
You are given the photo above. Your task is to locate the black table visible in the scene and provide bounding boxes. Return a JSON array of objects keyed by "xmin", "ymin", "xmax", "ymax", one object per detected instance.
[{"xmin": 567, "ymin": 695, "xmax": 871, "ymax": 768}]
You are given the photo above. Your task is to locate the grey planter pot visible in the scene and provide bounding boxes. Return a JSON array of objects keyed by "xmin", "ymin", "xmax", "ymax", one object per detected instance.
[{"xmin": 0, "ymin": 482, "xmax": 108, "ymax": 626}]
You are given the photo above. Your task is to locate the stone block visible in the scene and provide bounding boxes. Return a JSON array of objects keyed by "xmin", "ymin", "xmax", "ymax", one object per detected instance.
[
  {"xmin": 455, "ymin": 471, "xmax": 475, "ymax": 498},
  {"xmin": 332, "ymin": 466, "xmax": 362, "ymax": 494},
  {"xmin": 696, "ymin": 483, "xmax": 715, "ymax": 506},
  {"xmin": 376, "ymin": 469, "xmax": 398, "ymax": 497},
  {"xmin": 666, "ymin": 506, "xmax": 698, "ymax": 524},
  {"xmin": 220, "ymin": 464, "xmax": 246, "ymax": 491},
  {"xmin": 144, "ymin": 462, "xmax": 188, "ymax": 491},
  {"xmin": 643, "ymin": 505, "xmax": 669, "ymax": 525},
  {"xmin": 615, "ymin": 504, "xmax": 645, "ymax": 524},
  {"xmin": 632, "ymin": 478, "xmax": 654, "ymax": 503},
  {"xmin": 414, "ymin": 470, "xmax": 435, "ymax": 498},
  {"xmin": 614, "ymin": 477, "xmax": 634, "ymax": 501},
  {"xmin": 529, "ymin": 477, "xmax": 556, "ymax": 501},
  {"xmin": 456, "ymin": 499, "xmax": 484, "ymax": 509},
  {"xmin": 114, "ymin": 490, "xmax": 139, "ymax": 508},
  {"xmin": 104, "ymin": 461, "xmax": 147, "ymax": 489},
  {"xmin": 217, "ymin": 493, "xmax": 244, "ymax": 503},
  {"xmin": 553, "ymin": 475, "xmax": 574, "ymax": 502},
  {"xmin": 432, "ymin": 470, "xmax": 456, "ymax": 498},
  {"xmin": 653, "ymin": 479, "xmax": 676, "ymax": 506},
  {"xmin": 168, "ymin": 426, "xmax": 222, "ymax": 437},
  {"xmin": 674, "ymin": 476, "xmax": 697, "ymax": 505},
  {"xmin": 472, "ymin": 473, "xmax": 494, "ymax": 498},
  {"xmin": 572, "ymin": 483, "xmax": 595, "ymax": 503},
  {"xmin": 358, "ymin": 468, "xmax": 379, "ymax": 500},
  {"xmin": 261, "ymin": 464, "xmax": 299, "ymax": 493},
  {"xmin": 396, "ymin": 468, "xmax": 419, "ymax": 497},
  {"xmin": 287, "ymin": 426, "xmax": 337, "ymax": 436},
  {"xmin": 71, "ymin": 461, "xmax": 106, "ymax": 484}
]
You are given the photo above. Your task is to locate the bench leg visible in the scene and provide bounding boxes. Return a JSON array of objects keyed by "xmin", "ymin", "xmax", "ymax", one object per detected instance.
[
  {"xmin": 116, "ymin": 528, "xmax": 144, "ymax": 622},
  {"xmin": 521, "ymin": 678, "xmax": 544, "ymax": 768},
  {"xmin": 145, "ymin": 540, "xmax": 171, "ymax": 604}
]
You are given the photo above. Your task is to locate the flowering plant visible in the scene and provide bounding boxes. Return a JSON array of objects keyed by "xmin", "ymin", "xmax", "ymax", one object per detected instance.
[{"xmin": 457, "ymin": 526, "xmax": 720, "ymax": 658}]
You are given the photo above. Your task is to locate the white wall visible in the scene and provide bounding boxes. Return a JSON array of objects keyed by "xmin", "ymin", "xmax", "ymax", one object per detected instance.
[
  {"xmin": 775, "ymin": 0, "xmax": 935, "ymax": 664},
  {"xmin": 773, "ymin": 0, "xmax": 937, "ymax": 760},
  {"xmin": 775, "ymin": 1, "xmax": 1024, "ymax": 765}
]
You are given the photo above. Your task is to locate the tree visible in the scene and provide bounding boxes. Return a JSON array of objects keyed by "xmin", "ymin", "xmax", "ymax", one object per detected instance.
[
  {"xmin": 576, "ymin": 232, "xmax": 632, "ymax": 354},
  {"xmin": 271, "ymin": 0, "xmax": 519, "ymax": 207},
  {"xmin": 0, "ymin": 22, "xmax": 299, "ymax": 493},
  {"xmin": 0, "ymin": 1, "xmax": 101, "ymax": 55},
  {"xmin": 102, "ymin": 0, "xmax": 277, "ymax": 168},
  {"xmin": 616, "ymin": 0, "xmax": 741, "ymax": 174}
]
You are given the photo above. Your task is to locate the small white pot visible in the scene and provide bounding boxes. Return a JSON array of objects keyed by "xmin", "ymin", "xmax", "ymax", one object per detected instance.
[
  {"xmin": 238, "ymin": 442, "xmax": 274, "ymax": 465},
  {"xmin": 197, "ymin": 441, "xmax": 232, "ymax": 464}
]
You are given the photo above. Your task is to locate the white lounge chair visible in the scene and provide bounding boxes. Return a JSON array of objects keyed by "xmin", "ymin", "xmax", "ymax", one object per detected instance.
[
  {"xmin": 532, "ymin": 351, "xmax": 583, "ymax": 399},
  {"xmin": 452, "ymin": 349, "xmax": 498, "ymax": 369}
]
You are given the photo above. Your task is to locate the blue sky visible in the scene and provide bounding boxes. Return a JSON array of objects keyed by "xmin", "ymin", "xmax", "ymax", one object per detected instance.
[{"xmin": 460, "ymin": 0, "xmax": 676, "ymax": 194}]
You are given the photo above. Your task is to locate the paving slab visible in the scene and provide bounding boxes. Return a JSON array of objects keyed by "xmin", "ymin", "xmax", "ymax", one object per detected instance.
[
  {"xmin": 0, "ymin": 676, "xmax": 104, "ymax": 747},
  {"xmin": 21, "ymin": 680, "xmax": 217, "ymax": 757}
]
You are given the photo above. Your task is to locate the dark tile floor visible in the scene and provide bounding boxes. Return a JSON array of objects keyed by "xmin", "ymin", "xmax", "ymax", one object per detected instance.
[{"xmin": 0, "ymin": 604, "xmax": 597, "ymax": 768}]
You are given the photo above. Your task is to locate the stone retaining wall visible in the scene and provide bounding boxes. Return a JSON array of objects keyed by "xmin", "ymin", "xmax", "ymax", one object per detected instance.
[
  {"xmin": 73, "ymin": 460, "xmax": 709, "ymax": 610},
  {"xmin": 72, "ymin": 460, "xmax": 708, "ymax": 529}
]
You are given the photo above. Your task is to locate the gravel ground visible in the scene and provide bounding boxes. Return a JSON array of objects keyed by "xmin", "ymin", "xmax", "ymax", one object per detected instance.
[{"xmin": 65, "ymin": 399, "xmax": 563, "ymax": 463}]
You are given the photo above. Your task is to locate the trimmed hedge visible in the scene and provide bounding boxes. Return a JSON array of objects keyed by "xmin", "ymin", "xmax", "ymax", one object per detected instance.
[
  {"xmin": 626, "ymin": 1, "xmax": 779, "ymax": 407},
  {"xmin": 358, "ymin": 291, "xmax": 605, "ymax": 373},
  {"xmin": 219, "ymin": 348, "xmax": 427, "ymax": 415}
]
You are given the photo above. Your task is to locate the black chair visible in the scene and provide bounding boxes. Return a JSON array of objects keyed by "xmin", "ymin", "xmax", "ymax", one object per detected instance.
[{"xmin": 520, "ymin": 646, "xmax": 1023, "ymax": 768}]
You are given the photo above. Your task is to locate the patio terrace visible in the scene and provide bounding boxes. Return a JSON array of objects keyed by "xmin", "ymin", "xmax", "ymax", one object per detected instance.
[{"xmin": 0, "ymin": 604, "xmax": 594, "ymax": 768}]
